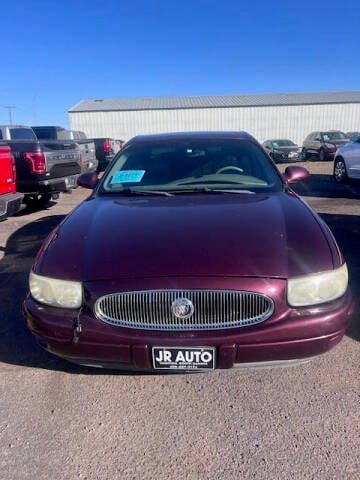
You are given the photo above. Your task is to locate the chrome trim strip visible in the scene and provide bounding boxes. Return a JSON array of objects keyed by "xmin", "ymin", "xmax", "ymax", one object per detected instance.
[{"xmin": 233, "ymin": 358, "xmax": 314, "ymax": 369}]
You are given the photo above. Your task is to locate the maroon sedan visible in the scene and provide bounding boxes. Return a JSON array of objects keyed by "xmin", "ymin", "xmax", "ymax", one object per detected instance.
[{"xmin": 23, "ymin": 132, "xmax": 354, "ymax": 371}]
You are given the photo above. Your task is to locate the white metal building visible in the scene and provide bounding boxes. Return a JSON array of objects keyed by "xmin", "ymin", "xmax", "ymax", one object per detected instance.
[{"xmin": 68, "ymin": 91, "xmax": 360, "ymax": 145}]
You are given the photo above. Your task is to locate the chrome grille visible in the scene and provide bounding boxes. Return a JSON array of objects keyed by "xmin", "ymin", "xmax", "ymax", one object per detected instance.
[{"xmin": 95, "ymin": 290, "xmax": 274, "ymax": 331}]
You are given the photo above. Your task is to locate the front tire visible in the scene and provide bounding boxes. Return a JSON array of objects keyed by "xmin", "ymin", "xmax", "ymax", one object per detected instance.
[
  {"xmin": 24, "ymin": 193, "xmax": 52, "ymax": 209},
  {"xmin": 319, "ymin": 148, "xmax": 326, "ymax": 161},
  {"xmin": 301, "ymin": 148, "xmax": 308, "ymax": 161},
  {"xmin": 333, "ymin": 158, "xmax": 348, "ymax": 183}
]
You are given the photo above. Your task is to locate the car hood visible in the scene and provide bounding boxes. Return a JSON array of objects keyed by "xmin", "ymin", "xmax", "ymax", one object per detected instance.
[
  {"xmin": 328, "ymin": 139, "xmax": 349, "ymax": 147},
  {"xmin": 274, "ymin": 146, "xmax": 299, "ymax": 153},
  {"xmin": 35, "ymin": 193, "xmax": 338, "ymax": 281}
]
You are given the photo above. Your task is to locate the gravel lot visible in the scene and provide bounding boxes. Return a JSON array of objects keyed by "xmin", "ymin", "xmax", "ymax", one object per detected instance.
[{"xmin": 0, "ymin": 161, "xmax": 359, "ymax": 480}]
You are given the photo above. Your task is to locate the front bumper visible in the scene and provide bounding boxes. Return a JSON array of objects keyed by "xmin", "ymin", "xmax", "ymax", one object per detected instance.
[
  {"xmin": 273, "ymin": 153, "xmax": 300, "ymax": 163},
  {"xmin": 0, "ymin": 191, "xmax": 24, "ymax": 220},
  {"xmin": 96, "ymin": 155, "xmax": 115, "ymax": 173},
  {"xmin": 324, "ymin": 151, "xmax": 336, "ymax": 160},
  {"xmin": 23, "ymin": 287, "xmax": 354, "ymax": 371}
]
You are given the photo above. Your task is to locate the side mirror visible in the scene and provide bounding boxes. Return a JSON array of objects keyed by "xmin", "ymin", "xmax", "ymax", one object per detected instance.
[
  {"xmin": 314, "ymin": 136, "xmax": 322, "ymax": 141},
  {"xmin": 284, "ymin": 166, "xmax": 310, "ymax": 184},
  {"xmin": 77, "ymin": 172, "xmax": 99, "ymax": 189}
]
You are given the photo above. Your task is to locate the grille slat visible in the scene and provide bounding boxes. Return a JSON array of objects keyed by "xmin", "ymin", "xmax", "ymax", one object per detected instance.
[{"xmin": 95, "ymin": 290, "xmax": 274, "ymax": 331}]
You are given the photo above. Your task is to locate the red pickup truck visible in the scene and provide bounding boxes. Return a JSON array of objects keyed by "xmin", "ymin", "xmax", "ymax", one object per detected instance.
[{"xmin": 0, "ymin": 144, "xmax": 23, "ymax": 220}]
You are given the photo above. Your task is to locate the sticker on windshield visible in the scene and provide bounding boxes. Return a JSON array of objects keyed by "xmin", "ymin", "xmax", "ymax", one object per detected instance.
[{"xmin": 110, "ymin": 170, "xmax": 145, "ymax": 184}]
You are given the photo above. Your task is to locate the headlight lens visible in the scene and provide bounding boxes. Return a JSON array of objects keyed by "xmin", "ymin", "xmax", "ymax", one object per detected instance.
[
  {"xmin": 325, "ymin": 143, "xmax": 336, "ymax": 150},
  {"xmin": 29, "ymin": 271, "xmax": 82, "ymax": 309},
  {"xmin": 287, "ymin": 263, "xmax": 348, "ymax": 307}
]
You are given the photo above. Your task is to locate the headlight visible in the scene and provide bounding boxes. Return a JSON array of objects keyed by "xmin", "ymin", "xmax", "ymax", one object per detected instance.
[
  {"xmin": 29, "ymin": 271, "xmax": 82, "ymax": 309},
  {"xmin": 325, "ymin": 143, "xmax": 336, "ymax": 150},
  {"xmin": 287, "ymin": 263, "xmax": 348, "ymax": 307}
]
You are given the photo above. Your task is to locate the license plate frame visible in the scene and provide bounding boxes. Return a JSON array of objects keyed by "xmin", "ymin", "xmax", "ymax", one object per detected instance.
[{"xmin": 152, "ymin": 346, "xmax": 215, "ymax": 370}]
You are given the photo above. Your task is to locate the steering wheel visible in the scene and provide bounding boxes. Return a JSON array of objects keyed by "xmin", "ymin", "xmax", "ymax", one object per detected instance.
[{"xmin": 216, "ymin": 165, "xmax": 244, "ymax": 174}]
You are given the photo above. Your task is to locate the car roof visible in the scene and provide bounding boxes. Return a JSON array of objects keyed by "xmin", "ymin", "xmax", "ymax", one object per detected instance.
[
  {"xmin": 266, "ymin": 139, "xmax": 294, "ymax": 142},
  {"xmin": 320, "ymin": 130, "xmax": 346, "ymax": 134},
  {"xmin": 126, "ymin": 131, "xmax": 256, "ymax": 145},
  {"xmin": 0, "ymin": 124, "xmax": 31, "ymax": 128}
]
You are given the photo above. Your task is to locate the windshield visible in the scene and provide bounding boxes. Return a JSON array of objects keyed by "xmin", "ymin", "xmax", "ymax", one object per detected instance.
[
  {"xmin": 271, "ymin": 140, "xmax": 296, "ymax": 147},
  {"xmin": 10, "ymin": 128, "xmax": 37, "ymax": 140},
  {"xmin": 32, "ymin": 126, "xmax": 70, "ymax": 140},
  {"xmin": 321, "ymin": 131, "xmax": 347, "ymax": 141},
  {"xmin": 101, "ymin": 138, "xmax": 283, "ymax": 194}
]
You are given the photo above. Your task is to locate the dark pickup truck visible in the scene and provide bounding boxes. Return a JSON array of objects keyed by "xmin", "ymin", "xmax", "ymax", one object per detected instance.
[
  {"xmin": 66, "ymin": 130, "xmax": 122, "ymax": 173},
  {"xmin": 32, "ymin": 126, "xmax": 98, "ymax": 173},
  {"xmin": 92, "ymin": 136, "xmax": 123, "ymax": 172},
  {"xmin": 0, "ymin": 144, "xmax": 23, "ymax": 220},
  {"xmin": 0, "ymin": 125, "xmax": 81, "ymax": 208},
  {"xmin": 32, "ymin": 125, "xmax": 123, "ymax": 173}
]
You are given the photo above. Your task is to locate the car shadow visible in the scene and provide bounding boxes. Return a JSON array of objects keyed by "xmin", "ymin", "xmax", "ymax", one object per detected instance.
[
  {"xmin": 0, "ymin": 211, "xmax": 358, "ymax": 374},
  {"xmin": 0, "ymin": 215, "xmax": 78, "ymax": 373},
  {"xmin": 319, "ymin": 213, "xmax": 360, "ymax": 341},
  {"xmin": 292, "ymin": 174, "xmax": 360, "ymax": 199},
  {"xmin": 14, "ymin": 200, "xmax": 58, "ymax": 216}
]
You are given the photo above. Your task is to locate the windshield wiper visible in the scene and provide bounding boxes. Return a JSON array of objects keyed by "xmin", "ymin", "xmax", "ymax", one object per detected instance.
[
  {"xmin": 118, "ymin": 188, "xmax": 173, "ymax": 197},
  {"xmin": 111, "ymin": 186, "xmax": 255, "ymax": 196},
  {"xmin": 207, "ymin": 188, "xmax": 254, "ymax": 194},
  {"xmin": 174, "ymin": 180, "xmax": 243, "ymax": 186},
  {"xmin": 170, "ymin": 187, "xmax": 255, "ymax": 194}
]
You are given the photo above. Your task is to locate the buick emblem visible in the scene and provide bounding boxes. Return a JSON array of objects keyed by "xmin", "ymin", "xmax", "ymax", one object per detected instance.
[{"xmin": 171, "ymin": 298, "xmax": 194, "ymax": 319}]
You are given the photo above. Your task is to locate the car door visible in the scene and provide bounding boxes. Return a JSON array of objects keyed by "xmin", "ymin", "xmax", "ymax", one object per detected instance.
[
  {"xmin": 311, "ymin": 132, "xmax": 322, "ymax": 155},
  {"xmin": 343, "ymin": 138, "xmax": 360, "ymax": 179},
  {"xmin": 303, "ymin": 133, "xmax": 314, "ymax": 154}
]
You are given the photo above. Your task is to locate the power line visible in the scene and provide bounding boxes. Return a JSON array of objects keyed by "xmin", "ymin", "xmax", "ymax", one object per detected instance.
[{"xmin": 4, "ymin": 105, "xmax": 15, "ymax": 125}]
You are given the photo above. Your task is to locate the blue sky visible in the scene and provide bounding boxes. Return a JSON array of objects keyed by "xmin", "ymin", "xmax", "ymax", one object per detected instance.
[{"xmin": 1, "ymin": 0, "xmax": 359, "ymax": 127}]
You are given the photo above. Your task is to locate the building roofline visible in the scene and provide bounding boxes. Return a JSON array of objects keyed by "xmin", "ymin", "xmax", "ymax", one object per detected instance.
[{"xmin": 68, "ymin": 91, "xmax": 360, "ymax": 113}]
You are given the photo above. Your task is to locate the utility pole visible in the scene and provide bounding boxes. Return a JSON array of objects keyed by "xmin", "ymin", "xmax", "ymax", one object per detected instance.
[{"xmin": 4, "ymin": 106, "xmax": 15, "ymax": 125}]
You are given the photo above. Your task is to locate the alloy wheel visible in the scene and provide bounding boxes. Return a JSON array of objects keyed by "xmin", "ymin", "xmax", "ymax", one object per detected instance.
[{"xmin": 334, "ymin": 159, "xmax": 347, "ymax": 183}]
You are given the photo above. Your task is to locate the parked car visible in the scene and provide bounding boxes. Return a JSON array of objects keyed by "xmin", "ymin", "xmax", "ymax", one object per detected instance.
[
  {"xmin": 333, "ymin": 135, "xmax": 360, "ymax": 183},
  {"xmin": 0, "ymin": 144, "xmax": 23, "ymax": 220},
  {"xmin": 23, "ymin": 131, "xmax": 354, "ymax": 371},
  {"xmin": 0, "ymin": 125, "xmax": 81, "ymax": 208},
  {"xmin": 345, "ymin": 132, "xmax": 360, "ymax": 141},
  {"xmin": 32, "ymin": 126, "xmax": 98, "ymax": 174},
  {"xmin": 301, "ymin": 130, "xmax": 350, "ymax": 161},
  {"xmin": 262, "ymin": 139, "xmax": 301, "ymax": 163}
]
